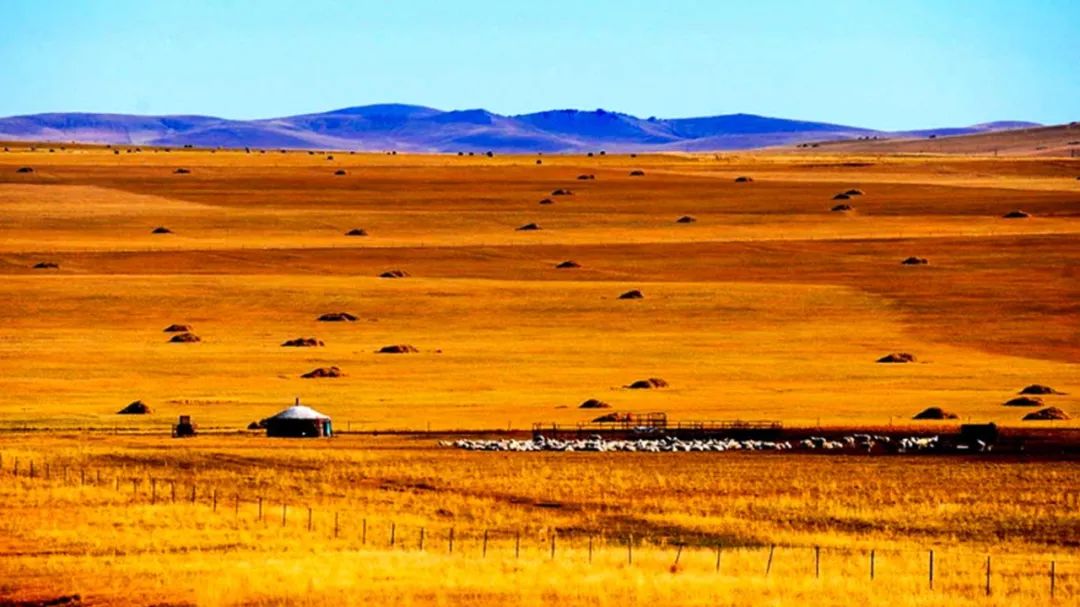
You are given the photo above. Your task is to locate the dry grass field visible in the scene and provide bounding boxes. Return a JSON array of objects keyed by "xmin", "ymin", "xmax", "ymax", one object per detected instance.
[{"xmin": 0, "ymin": 144, "xmax": 1077, "ymax": 606}]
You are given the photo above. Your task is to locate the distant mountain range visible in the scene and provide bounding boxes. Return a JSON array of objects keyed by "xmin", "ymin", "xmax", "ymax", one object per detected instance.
[{"xmin": 0, "ymin": 104, "xmax": 1041, "ymax": 152}]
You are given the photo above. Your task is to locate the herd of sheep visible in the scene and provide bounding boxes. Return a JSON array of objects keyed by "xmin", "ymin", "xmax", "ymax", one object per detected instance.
[{"xmin": 442, "ymin": 433, "xmax": 970, "ymax": 453}]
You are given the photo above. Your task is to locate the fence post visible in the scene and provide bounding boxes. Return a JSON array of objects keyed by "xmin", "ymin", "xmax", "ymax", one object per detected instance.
[
  {"xmin": 985, "ymin": 556, "xmax": 991, "ymax": 596},
  {"xmin": 307, "ymin": 507, "xmax": 312, "ymax": 532},
  {"xmin": 870, "ymin": 549, "xmax": 875, "ymax": 580},
  {"xmin": 418, "ymin": 527, "xmax": 424, "ymax": 550},
  {"xmin": 1050, "ymin": 560, "xmax": 1056, "ymax": 598},
  {"xmin": 929, "ymin": 550, "xmax": 935, "ymax": 590},
  {"xmin": 588, "ymin": 535, "xmax": 593, "ymax": 563},
  {"xmin": 335, "ymin": 512, "xmax": 340, "ymax": 539},
  {"xmin": 45, "ymin": 463, "xmax": 50, "ymax": 480},
  {"xmin": 258, "ymin": 497, "xmax": 263, "ymax": 521},
  {"xmin": 171, "ymin": 481, "xmax": 176, "ymax": 503},
  {"xmin": 190, "ymin": 484, "xmax": 196, "ymax": 504},
  {"xmin": 674, "ymin": 544, "xmax": 683, "ymax": 567},
  {"xmin": 362, "ymin": 518, "xmax": 367, "ymax": 545},
  {"xmin": 550, "ymin": 533, "xmax": 556, "ymax": 560},
  {"xmin": 390, "ymin": 522, "xmax": 396, "ymax": 547},
  {"xmin": 448, "ymin": 527, "xmax": 454, "ymax": 554},
  {"xmin": 515, "ymin": 531, "xmax": 520, "ymax": 559},
  {"xmin": 815, "ymin": 546, "xmax": 820, "ymax": 578},
  {"xmin": 29, "ymin": 461, "xmax": 34, "ymax": 479},
  {"xmin": 627, "ymin": 536, "xmax": 633, "ymax": 565},
  {"xmin": 213, "ymin": 490, "xmax": 218, "ymax": 513},
  {"xmin": 766, "ymin": 545, "xmax": 776, "ymax": 576},
  {"xmin": 482, "ymin": 529, "xmax": 488, "ymax": 558},
  {"xmin": 282, "ymin": 503, "xmax": 287, "ymax": 527},
  {"xmin": 115, "ymin": 476, "xmax": 119, "ymax": 492},
  {"xmin": 235, "ymin": 494, "xmax": 240, "ymax": 518},
  {"xmin": 716, "ymin": 543, "xmax": 722, "ymax": 572}
]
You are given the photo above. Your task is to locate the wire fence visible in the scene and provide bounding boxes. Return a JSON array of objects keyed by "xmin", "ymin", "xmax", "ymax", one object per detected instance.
[{"xmin": 0, "ymin": 452, "xmax": 1075, "ymax": 599}]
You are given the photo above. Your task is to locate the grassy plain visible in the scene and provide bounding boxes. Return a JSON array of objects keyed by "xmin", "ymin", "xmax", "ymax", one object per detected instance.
[{"xmin": 0, "ymin": 145, "xmax": 1077, "ymax": 605}]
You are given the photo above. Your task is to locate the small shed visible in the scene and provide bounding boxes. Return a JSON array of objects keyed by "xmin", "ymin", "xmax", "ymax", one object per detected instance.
[{"xmin": 261, "ymin": 398, "xmax": 333, "ymax": 438}]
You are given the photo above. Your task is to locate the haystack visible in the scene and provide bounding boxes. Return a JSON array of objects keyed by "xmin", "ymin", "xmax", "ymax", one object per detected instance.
[
  {"xmin": 627, "ymin": 378, "xmax": 669, "ymax": 389},
  {"xmin": 536, "ymin": 159, "xmax": 543, "ymax": 165},
  {"xmin": 378, "ymin": 344, "xmax": 419, "ymax": 354},
  {"xmin": 1023, "ymin": 407, "xmax": 1070, "ymax": 421},
  {"xmin": 1002, "ymin": 210, "xmax": 1030, "ymax": 219},
  {"xmin": 675, "ymin": 215, "xmax": 697, "ymax": 224},
  {"xmin": 877, "ymin": 352, "xmax": 916, "ymax": 363},
  {"xmin": 577, "ymin": 174, "xmax": 596, "ymax": 180},
  {"xmin": 345, "ymin": 228, "xmax": 368, "ymax": 236},
  {"xmin": 538, "ymin": 198, "xmax": 554, "ymax": 205},
  {"xmin": 1003, "ymin": 396, "xmax": 1043, "ymax": 407},
  {"xmin": 32, "ymin": 262, "xmax": 59, "ymax": 269},
  {"xmin": 173, "ymin": 168, "xmax": 191, "ymax": 174},
  {"xmin": 629, "ymin": 170, "xmax": 645, "ymax": 176},
  {"xmin": 843, "ymin": 188, "xmax": 864, "ymax": 196},
  {"xmin": 618, "ymin": 289, "xmax": 644, "ymax": 300},
  {"xmin": 118, "ymin": 400, "xmax": 151, "ymax": 415},
  {"xmin": 163, "ymin": 323, "xmax": 193, "ymax": 333},
  {"xmin": 317, "ymin": 312, "xmax": 357, "ymax": 322},
  {"xmin": 578, "ymin": 399, "xmax": 611, "ymax": 409},
  {"xmin": 169, "ymin": 332, "xmax": 201, "ymax": 343},
  {"xmin": 379, "ymin": 269, "xmax": 409, "ymax": 278},
  {"xmin": 516, "ymin": 223, "xmax": 542, "ymax": 231},
  {"xmin": 1019, "ymin": 384, "xmax": 1063, "ymax": 395},
  {"xmin": 912, "ymin": 407, "xmax": 959, "ymax": 420},
  {"xmin": 15, "ymin": 167, "xmax": 33, "ymax": 173},
  {"xmin": 901, "ymin": 257, "xmax": 929, "ymax": 265},
  {"xmin": 151, "ymin": 226, "xmax": 173, "ymax": 234},
  {"xmin": 301, "ymin": 366, "xmax": 344, "ymax": 378},
  {"xmin": 734, "ymin": 176, "xmax": 753, "ymax": 183},
  {"xmin": 334, "ymin": 169, "xmax": 347, "ymax": 176},
  {"xmin": 555, "ymin": 260, "xmax": 581, "ymax": 269},
  {"xmin": 832, "ymin": 193, "xmax": 851, "ymax": 200},
  {"xmin": 282, "ymin": 337, "xmax": 324, "ymax": 347},
  {"xmin": 551, "ymin": 189, "xmax": 574, "ymax": 196},
  {"xmin": 831, "ymin": 204, "xmax": 854, "ymax": 212}
]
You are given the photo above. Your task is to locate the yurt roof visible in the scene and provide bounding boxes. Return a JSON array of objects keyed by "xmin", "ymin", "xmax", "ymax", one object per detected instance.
[{"xmin": 264, "ymin": 404, "xmax": 331, "ymax": 421}]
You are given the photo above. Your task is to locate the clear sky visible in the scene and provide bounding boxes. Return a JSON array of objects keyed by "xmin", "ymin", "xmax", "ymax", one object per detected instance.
[{"xmin": 1, "ymin": 0, "xmax": 1077, "ymax": 130}]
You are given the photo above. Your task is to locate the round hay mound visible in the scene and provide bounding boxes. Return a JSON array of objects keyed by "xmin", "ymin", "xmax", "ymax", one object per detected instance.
[
  {"xmin": 345, "ymin": 228, "xmax": 368, "ymax": 236},
  {"xmin": 317, "ymin": 312, "xmax": 357, "ymax": 322},
  {"xmin": 301, "ymin": 366, "xmax": 343, "ymax": 379},
  {"xmin": 578, "ymin": 399, "xmax": 611, "ymax": 409},
  {"xmin": 1002, "ymin": 210, "xmax": 1030, "ymax": 219},
  {"xmin": 618, "ymin": 289, "xmax": 644, "ymax": 300},
  {"xmin": 536, "ymin": 159, "xmax": 542, "ymax": 165},
  {"xmin": 173, "ymin": 168, "xmax": 191, "ymax": 174},
  {"xmin": 629, "ymin": 170, "xmax": 645, "ymax": 176},
  {"xmin": 378, "ymin": 344, "xmax": 419, "ymax": 354},
  {"xmin": 282, "ymin": 337, "xmax": 324, "ymax": 347},
  {"xmin": 912, "ymin": 407, "xmax": 959, "ymax": 420},
  {"xmin": 151, "ymin": 226, "xmax": 173, "ymax": 234},
  {"xmin": 901, "ymin": 256, "xmax": 929, "ymax": 265},
  {"xmin": 334, "ymin": 169, "xmax": 347, "ymax": 176},
  {"xmin": 831, "ymin": 203, "xmax": 854, "ymax": 212},
  {"xmin": 516, "ymin": 223, "xmax": 542, "ymax": 231},
  {"xmin": 877, "ymin": 352, "xmax": 916, "ymax": 363},
  {"xmin": 832, "ymin": 193, "xmax": 851, "ymax": 200},
  {"xmin": 169, "ymin": 332, "xmax": 201, "ymax": 343},
  {"xmin": 551, "ymin": 189, "xmax": 574, "ymax": 196},
  {"xmin": 627, "ymin": 377, "xmax": 669, "ymax": 389},
  {"xmin": 538, "ymin": 198, "xmax": 554, "ymax": 205},
  {"xmin": 555, "ymin": 260, "xmax": 580, "ymax": 269},
  {"xmin": 33, "ymin": 262, "xmax": 60, "ymax": 269},
  {"xmin": 1003, "ymin": 396, "xmax": 1043, "ymax": 407},
  {"xmin": 163, "ymin": 323, "xmax": 193, "ymax": 333},
  {"xmin": 1023, "ymin": 407, "xmax": 1070, "ymax": 421},
  {"xmin": 379, "ymin": 269, "xmax": 410, "ymax": 278},
  {"xmin": 15, "ymin": 167, "xmax": 34, "ymax": 173},
  {"xmin": 844, "ymin": 188, "xmax": 865, "ymax": 196},
  {"xmin": 734, "ymin": 176, "xmax": 753, "ymax": 183},
  {"xmin": 675, "ymin": 215, "xmax": 697, "ymax": 224},
  {"xmin": 1019, "ymin": 384, "xmax": 1062, "ymax": 395},
  {"xmin": 576, "ymin": 174, "xmax": 596, "ymax": 180},
  {"xmin": 118, "ymin": 400, "xmax": 151, "ymax": 415}
]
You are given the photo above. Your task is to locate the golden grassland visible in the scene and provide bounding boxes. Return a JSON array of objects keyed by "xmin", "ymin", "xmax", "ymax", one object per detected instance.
[{"xmin": 0, "ymin": 145, "xmax": 1077, "ymax": 605}]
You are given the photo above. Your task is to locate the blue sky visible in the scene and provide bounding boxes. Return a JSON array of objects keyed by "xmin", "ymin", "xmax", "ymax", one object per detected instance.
[{"xmin": 1, "ymin": 0, "xmax": 1077, "ymax": 130}]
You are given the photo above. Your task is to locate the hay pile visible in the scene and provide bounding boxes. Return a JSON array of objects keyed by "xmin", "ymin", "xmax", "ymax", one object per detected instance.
[
  {"xmin": 577, "ymin": 174, "xmax": 596, "ymax": 180},
  {"xmin": 173, "ymin": 168, "xmax": 191, "ymax": 174},
  {"xmin": 32, "ymin": 262, "xmax": 59, "ymax": 269},
  {"xmin": 379, "ymin": 270, "xmax": 409, "ymax": 278},
  {"xmin": 15, "ymin": 167, "xmax": 33, "ymax": 173},
  {"xmin": 832, "ymin": 193, "xmax": 851, "ymax": 200},
  {"xmin": 627, "ymin": 377, "xmax": 669, "ymax": 389},
  {"xmin": 151, "ymin": 226, "xmax": 173, "ymax": 234},
  {"xmin": 516, "ymin": 223, "xmax": 542, "ymax": 231},
  {"xmin": 301, "ymin": 366, "xmax": 344, "ymax": 378},
  {"xmin": 675, "ymin": 215, "xmax": 697, "ymax": 224},
  {"xmin": 318, "ymin": 312, "xmax": 357, "ymax": 322},
  {"xmin": 169, "ymin": 332, "xmax": 201, "ymax": 343},
  {"xmin": 555, "ymin": 260, "xmax": 580, "ymax": 269},
  {"xmin": 163, "ymin": 323, "xmax": 193, "ymax": 333},
  {"xmin": 1002, "ymin": 210, "xmax": 1031, "ymax": 218},
  {"xmin": 551, "ymin": 189, "xmax": 574, "ymax": 196},
  {"xmin": 578, "ymin": 399, "xmax": 611, "ymax": 409},
  {"xmin": 831, "ymin": 204, "xmax": 854, "ymax": 212},
  {"xmin": 282, "ymin": 337, "xmax": 324, "ymax": 347},
  {"xmin": 843, "ymin": 188, "xmax": 864, "ymax": 196},
  {"xmin": 734, "ymin": 176, "xmax": 753, "ymax": 183},
  {"xmin": 1019, "ymin": 384, "xmax": 1063, "ymax": 395},
  {"xmin": 345, "ymin": 228, "xmax": 368, "ymax": 236},
  {"xmin": 912, "ymin": 407, "xmax": 959, "ymax": 420},
  {"xmin": 334, "ymin": 169, "xmax": 347, "ymax": 176},
  {"xmin": 618, "ymin": 289, "xmax": 644, "ymax": 300},
  {"xmin": 901, "ymin": 256, "xmax": 929, "ymax": 265},
  {"xmin": 538, "ymin": 198, "xmax": 554, "ymax": 205},
  {"xmin": 378, "ymin": 344, "xmax": 419, "ymax": 353},
  {"xmin": 118, "ymin": 400, "xmax": 151, "ymax": 415},
  {"xmin": 1023, "ymin": 407, "xmax": 1070, "ymax": 421},
  {"xmin": 1003, "ymin": 396, "xmax": 1043, "ymax": 407},
  {"xmin": 629, "ymin": 170, "xmax": 645, "ymax": 176},
  {"xmin": 877, "ymin": 352, "xmax": 916, "ymax": 363}
]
